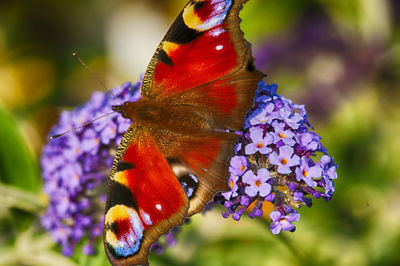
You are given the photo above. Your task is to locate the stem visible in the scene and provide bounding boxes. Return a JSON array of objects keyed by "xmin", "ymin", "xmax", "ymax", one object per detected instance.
[{"xmin": 277, "ymin": 233, "xmax": 307, "ymax": 265}]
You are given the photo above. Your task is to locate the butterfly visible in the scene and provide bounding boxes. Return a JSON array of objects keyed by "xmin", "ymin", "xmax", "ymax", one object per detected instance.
[{"xmin": 103, "ymin": 0, "xmax": 264, "ymax": 265}]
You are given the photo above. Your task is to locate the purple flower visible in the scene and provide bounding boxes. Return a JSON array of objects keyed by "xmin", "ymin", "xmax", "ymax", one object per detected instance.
[
  {"xmin": 100, "ymin": 120, "xmax": 117, "ymax": 145},
  {"xmin": 217, "ymin": 81, "xmax": 338, "ymax": 235},
  {"xmin": 320, "ymin": 155, "xmax": 338, "ymax": 180},
  {"xmin": 245, "ymin": 127, "xmax": 273, "ymax": 155},
  {"xmin": 271, "ymin": 121, "xmax": 296, "ymax": 146},
  {"xmin": 82, "ymin": 243, "xmax": 95, "ymax": 255},
  {"xmin": 295, "ymin": 157, "xmax": 322, "ymax": 187},
  {"xmin": 242, "ymin": 169, "xmax": 272, "ymax": 197},
  {"xmin": 318, "ymin": 155, "xmax": 338, "ymax": 197},
  {"xmin": 248, "ymin": 103, "xmax": 276, "ymax": 126},
  {"xmin": 270, "ymin": 211, "xmax": 300, "ymax": 234},
  {"xmin": 221, "ymin": 175, "xmax": 239, "ymax": 200},
  {"xmin": 81, "ymin": 129, "xmax": 100, "ymax": 154},
  {"xmin": 116, "ymin": 115, "xmax": 132, "ymax": 134},
  {"xmin": 299, "ymin": 132, "xmax": 321, "ymax": 152},
  {"xmin": 63, "ymin": 134, "xmax": 83, "ymax": 161},
  {"xmin": 269, "ymin": 146, "xmax": 300, "ymax": 174},
  {"xmin": 293, "ymin": 191, "xmax": 304, "ymax": 202},
  {"xmin": 229, "ymin": 156, "xmax": 248, "ymax": 176},
  {"xmin": 279, "ymin": 101, "xmax": 306, "ymax": 129}
]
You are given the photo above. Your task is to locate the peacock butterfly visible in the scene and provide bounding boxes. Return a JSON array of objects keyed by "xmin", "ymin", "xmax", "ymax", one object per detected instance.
[{"xmin": 103, "ymin": 0, "xmax": 264, "ymax": 265}]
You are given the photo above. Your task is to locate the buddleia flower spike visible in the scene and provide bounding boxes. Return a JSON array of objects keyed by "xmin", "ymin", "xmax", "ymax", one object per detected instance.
[
  {"xmin": 216, "ymin": 81, "xmax": 338, "ymax": 234},
  {"xmin": 40, "ymin": 82, "xmax": 144, "ymax": 255}
]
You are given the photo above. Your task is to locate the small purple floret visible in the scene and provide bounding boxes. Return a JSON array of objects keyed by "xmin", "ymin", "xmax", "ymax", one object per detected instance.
[{"xmin": 270, "ymin": 211, "xmax": 300, "ymax": 234}]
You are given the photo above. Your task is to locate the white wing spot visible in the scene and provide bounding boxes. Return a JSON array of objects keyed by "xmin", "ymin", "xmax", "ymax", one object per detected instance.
[
  {"xmin": 156, "ymin": 204, "xmax": 162, "ymax": 211},
  {"xmin": 216, "ymin": 45, "xmax": 224, "ymax": 51},
  {"xmin": 139, "ymin": 209, "xmax": 152, "ymax": 226}
]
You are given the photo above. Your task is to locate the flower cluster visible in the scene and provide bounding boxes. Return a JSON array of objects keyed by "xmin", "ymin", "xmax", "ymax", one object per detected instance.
[
  {"xmin": 41, "ymin": 81, "xmax": 142, "ymax": 256},
  {"xmin": 218, "ymin": 81, "xmax": 337, "ymax": 234}
]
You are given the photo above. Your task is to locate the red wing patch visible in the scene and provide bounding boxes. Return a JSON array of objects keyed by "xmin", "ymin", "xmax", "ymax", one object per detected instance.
[
  {"xmin": 104, "ymin": 129, "xmax": 189, "ymax": 265},
  {"xmin": 154, "ymin": 25, "xmax": 238, "ymax": 96}
]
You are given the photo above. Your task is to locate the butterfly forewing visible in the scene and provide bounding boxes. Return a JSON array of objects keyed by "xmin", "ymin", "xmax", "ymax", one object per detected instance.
[{"xmin": 142, "ymin": 0, "xmax": 263, "ymax": 102}]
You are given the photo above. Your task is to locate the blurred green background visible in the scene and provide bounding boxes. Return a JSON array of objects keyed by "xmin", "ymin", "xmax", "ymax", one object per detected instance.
[{"xmin": 1, "ymin": 0, "xmax": 399, "ymax": 265}]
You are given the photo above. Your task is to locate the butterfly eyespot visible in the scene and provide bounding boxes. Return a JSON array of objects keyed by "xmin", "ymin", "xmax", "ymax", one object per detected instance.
[
  {"xmin": 165, "ymin": 158, "xmax": 199, "ymax": 199},
  {"xmin": 105, "ymin": 205, "xmax": 144, "ymax": 258}
]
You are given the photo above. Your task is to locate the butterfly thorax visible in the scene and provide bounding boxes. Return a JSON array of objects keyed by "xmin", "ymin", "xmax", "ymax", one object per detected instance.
[{"xmin": 112, "ymin": 98, "xmax": 212, "ymax": 134}]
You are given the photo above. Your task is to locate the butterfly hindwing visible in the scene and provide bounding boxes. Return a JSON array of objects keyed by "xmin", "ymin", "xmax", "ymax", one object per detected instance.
[
  {"xmin": 151, "ymin": 127, "xmax": 237, "ymax": 216},
  {"xmin": 104, "ymin": 127, "xmax": 189, "ymax": 265}
]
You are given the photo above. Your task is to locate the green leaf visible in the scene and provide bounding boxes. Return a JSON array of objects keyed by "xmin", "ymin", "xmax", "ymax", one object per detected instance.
[{"xmin": 0, "ymin": 105, "xmax": 40, "ymax": 192}]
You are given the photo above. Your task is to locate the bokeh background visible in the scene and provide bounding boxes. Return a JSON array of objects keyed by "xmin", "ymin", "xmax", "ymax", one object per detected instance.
[{"xmin": 1, "ymin": 0, "xmax": 400, "ymax": 265}]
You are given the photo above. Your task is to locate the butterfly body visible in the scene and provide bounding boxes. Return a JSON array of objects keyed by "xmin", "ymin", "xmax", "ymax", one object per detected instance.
[
  {"xmin": 112, "ymin": 99, "xmax": 213, "ymax": 134},
  {"xmin": 104, "ymin": 0, "xmax": 264, "ymax": 265}
]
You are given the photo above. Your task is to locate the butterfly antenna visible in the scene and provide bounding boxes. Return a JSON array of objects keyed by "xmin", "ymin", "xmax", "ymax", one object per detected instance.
[
  {"xmin": 72, "ymin": 52, "xmax": 122, "ymax": 104},
  {"xmin": 49, "ymin": 111, "xmax": 116, "ymax": 140}
]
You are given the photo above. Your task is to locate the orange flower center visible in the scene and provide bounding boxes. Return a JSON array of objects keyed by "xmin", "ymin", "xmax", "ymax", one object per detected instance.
[
  {"xmin": 257, "ymin": 143, "xmax": 264, "ymax": 148},
  {"xmin": 280, "ymin": 158, "xmax": 288, "ymax": 165},
  {"xmin": 230, "ymin": 180, "xmax": 234, "ymax": 188},
  {"xmin": 240, "ymin": 165, "xmax": 245, "ymax": 171},
  {"xmin": 303, "ymin": 170, "xmax": 309, "ymax": 177},
  {"xmin": 255, "ymin": 180, "xmax": 262, "ymax": 187},
  {"xmin": 279, "ymin": 133, "xmax": 286, "ymax": 138}
]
